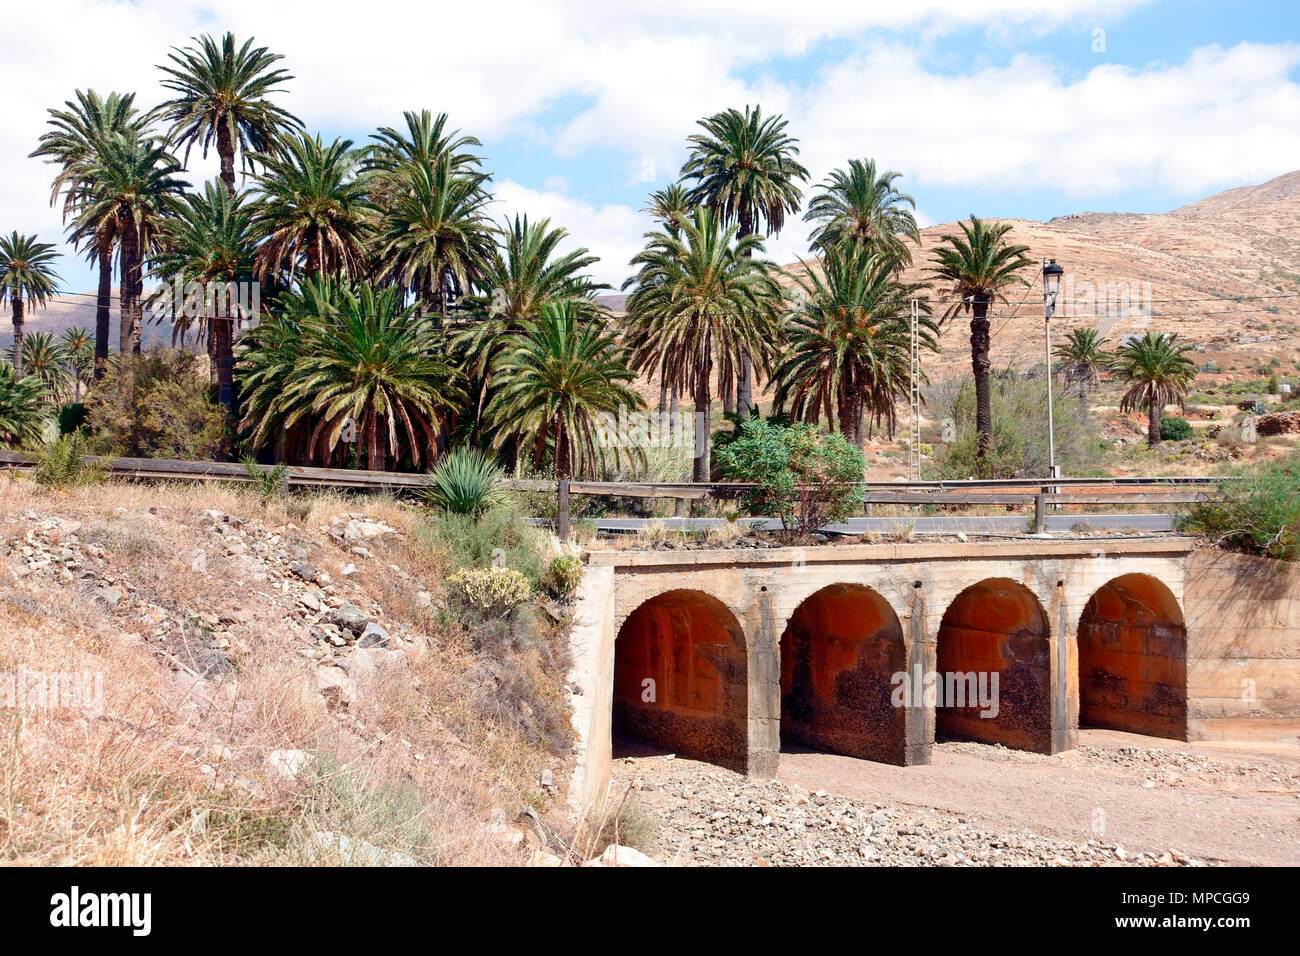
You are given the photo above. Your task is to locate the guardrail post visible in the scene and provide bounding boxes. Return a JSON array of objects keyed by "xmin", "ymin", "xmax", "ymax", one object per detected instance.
[
  {"xmin": 1034, "ymin": 491, "xmax": 1046, "ymax": 533},
  {"xmin": 557, "ymin": 478, "xmax": 570, "ymax": 540}
]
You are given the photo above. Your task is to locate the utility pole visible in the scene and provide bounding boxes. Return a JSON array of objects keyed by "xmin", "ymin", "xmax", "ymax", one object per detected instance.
[
  {"xmin": 909, "ymin": 298, "xmax": 921, "ymax": 482},
  {"xmin": 1042, "ymin": 259, "xmax": 1064, "ymax": 480}
]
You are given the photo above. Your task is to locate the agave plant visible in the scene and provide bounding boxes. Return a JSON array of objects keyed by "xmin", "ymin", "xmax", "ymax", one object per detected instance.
[{"xmin": 419, "ymin": 447, "xmax": 505, "ymax": 514}]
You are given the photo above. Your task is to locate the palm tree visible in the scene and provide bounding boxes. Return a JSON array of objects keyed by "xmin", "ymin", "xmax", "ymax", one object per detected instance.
[
  {"xmin": 0, "ymin": 232, "xmax": 61, "ymax": 377},
  {"xmin": 455, "ymin": 214, "xmax": 608, "ymax": 443},
  {"xmin": 485, "ymin": 302, "xmax": 644, "ymax": 478},
  {"xmin": 20, "ymin": 331, "xmax": 71, "ymax": 403},
  {"xmin": 804, "ymin": 159, "xmax": 921, "ymax": 264},
  {"xmin": 644, "ymin": 182, "xmax": 691, "ymax": 228},
  {"xmin": 65, "ymin": 133, "xmax": 186, "ymax": 356},
  {"xmin": 929, "ymin": 216, "xmax": 1034, "ymax": 460},
  {"xmin": 774, "ymin": 244, "xmax": 935, "ymax": 445},
  {"xmin": 60, "ymin": 326, "xmax": 93, "ymax": 399},
  {"xmin": 367, "ymin": 109, "xmax": 485, "ymax": 177},
  {"xmin": 374, "ymin": 157, "xmax": 495, "ymax": 317},
  {"xmin": 241, "ymin": 279, "xmax": 464, "ymax": 470},
  {"xmin": 1054, "ymin": 327, "xmax": 1110, "ymax": 421},
  {"xmin": 624, "ymin": 206, "xmax": 782, "ymax": 480},
  {"xmin": 1112, "ymin": 331, "xmax": 1197, "ymax": 446},
  {"xmin": 681, "ymin": 105, "xmax": 808, "ymax": 416},
  {"xmin": 153, "ymin": 32, "xmax": 302, "ymax": 195},
  {"xmin": 252, "ymin": 133, "xmax": 376, "ymax": 282},
  {"xmin": 151, "ymin": 180, "xmax": 260, "ymax": 406},
  {"xmin": 30, "ymin": 89, "xmax": 146, "ymax": 376},
  {"xmin": 0, "ymin": 362, "xmax": 48, "ymax": 447}
]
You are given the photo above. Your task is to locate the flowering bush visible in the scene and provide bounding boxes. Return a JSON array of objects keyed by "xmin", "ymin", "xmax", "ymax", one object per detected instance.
[{"xmin": 447, "ymin": 566, "xmax": 533, "ymax": 613}]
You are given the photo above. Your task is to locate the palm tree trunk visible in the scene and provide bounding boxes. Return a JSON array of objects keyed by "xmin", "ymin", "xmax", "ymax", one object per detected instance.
[
  {"xmin": 119, "ymin": 222, "xmax": 138, "ymax": 355},
  {"xmin": 215, "ymin": 313, "xmax": 234, "ymax": 410},
  {"xmin": 1148, "ymin": 399, "xmax": 1161, "ymax": 447},
  {"xmin": 367, "ymin": 409, "xmax": 384, "ymax": 470},
  {"xmin": 94, "ymin": 236, "xmax": 112, "ymax": 379},
  {"xmin": 217, "ymin": 118, "xmax": 237, "ymax": 196},
  {"xmin": 10, "ymin": 299, "xmax": 24, "ymax": 377},
  {"xmin": 555, "ymin": 417, "xmax": 571, "ymax": 480},
  {"xmin": 693, "ymin": 362, "xmax": 712, "ymax": 482},
  {"xmin": 970, "ymin": 297, "xmax": 993, "ymax": 460},
  {"xmin": 736, "ymin": 211, "xmax": 755, "ymax": 418}
]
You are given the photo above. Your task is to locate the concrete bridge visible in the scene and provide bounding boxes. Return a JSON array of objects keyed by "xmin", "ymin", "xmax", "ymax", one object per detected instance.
[{"xmin": 567, "ymin": 538, "xmax": 1300, "ymax": 808}]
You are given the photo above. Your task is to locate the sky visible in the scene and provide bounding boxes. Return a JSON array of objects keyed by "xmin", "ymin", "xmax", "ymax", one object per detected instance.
[{"xmin": 2, "ymin": 0, "xmax": 1298, "ymax": 291}]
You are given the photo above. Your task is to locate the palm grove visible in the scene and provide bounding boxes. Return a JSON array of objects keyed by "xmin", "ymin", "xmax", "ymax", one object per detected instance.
[{"xmin": 0, "ymin": 32, "xmax": 1196, "ymax": 477}]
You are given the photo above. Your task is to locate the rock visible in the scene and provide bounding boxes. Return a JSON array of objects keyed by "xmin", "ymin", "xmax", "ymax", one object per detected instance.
[
  {"xmin": 93, "ymin": 586, "xmax": 123, "ymax": 610},
  {"xmin": 314, "ymin": 664, "xmax": 356, "ymax": 706},
  {"xmin": 308, "ymin": 830, "xmax": 417, "ymax": 866},
  {"xmin": 290, "ymin": 560, "xmax": 319, "ymax": 582},
  {"xmin": 348, "ymin": 647, "xmax": 408, "ymax": 696},
  {"xmin": 583, "ymin": 844, "xmax": 660, "ymax": 867},
  {"xmin": 265, "ymin": 749, "xmax": 313, "ymax": 781},
  {"xmin": 528, "ymin": 849, "xmax": 564, "ymax": 867},
  {"xmin": 357, "ymin": 622, "xmax": 394, "ymax": 648},
  {"xmin": 329, "ymin": 602, "xmax": 369, "ymax": 634}
]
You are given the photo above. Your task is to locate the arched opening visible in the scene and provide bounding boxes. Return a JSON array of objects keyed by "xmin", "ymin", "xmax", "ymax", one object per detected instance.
[
  {"xmin": 613, "ymin": 589, "xmax": 747, "ymax": 772},
  {"xmin": 780, "ymin": 584, "xmax": 906, "ymax": 763},
  {"xmin": 1077, "ymin": 574, "xmax": 1187, "ymax": 740},
  {"xmin": 936, "ymin": 579, "xmax": 1051, "ymax": 752}
]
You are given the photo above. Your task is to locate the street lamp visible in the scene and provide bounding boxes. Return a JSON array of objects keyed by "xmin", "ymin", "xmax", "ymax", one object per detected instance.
[{"xmin": 1042, "ymin": 258, "xmax": 1064, "ymax": 480}]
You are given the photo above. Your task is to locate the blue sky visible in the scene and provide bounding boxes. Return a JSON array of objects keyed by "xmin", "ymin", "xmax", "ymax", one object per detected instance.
[{"xmin": 3, "ymin": 0, "xmax": 1298, "ymax": 290}]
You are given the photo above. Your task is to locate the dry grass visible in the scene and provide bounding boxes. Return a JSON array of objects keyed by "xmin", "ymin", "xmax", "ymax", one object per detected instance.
[{"xmin": 0, "ymin": 473, "xmax": 572, "ymax": 865}]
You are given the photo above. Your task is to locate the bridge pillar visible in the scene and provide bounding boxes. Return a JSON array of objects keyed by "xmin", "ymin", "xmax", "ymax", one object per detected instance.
[
  {"xmin": 1049, "ymin": 576, "xmax": 1080, "ymax": 753},
  {"xmin": 746, "ymin": 588, "xmax": 781, "ymax": 779},
  {"xmin": 904, "ymin": 583, "xmax": 934, "ymax": 765}
]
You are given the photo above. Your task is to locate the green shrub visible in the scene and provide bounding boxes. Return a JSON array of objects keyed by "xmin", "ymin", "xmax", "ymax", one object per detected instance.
[
  {"xmin": 56, "ymin": 401, "xmax": 88, "ymax": 435},
  {"xmin": 544, "ymin": 555, "xmax": 584, "ymax": 599},
  {"xmin": 1180, "ymin": 453, "xmax": 1300, "ymax": 560},
  {"xmin": 84, "ymin": 349, "xmax": 229, "ymax": 459},
  {"xmin": 29, "ymin": 432, "xmax": 104, "ymax": 488},
  {"xmin": 0, "ymin": 362, "xmax": 48, "ymax": 448},
  {"xmin": 929, "ymin": 373, "xmax": 1105, "ymax": 479},
  {"xmin": 447, "ymin": 566, "xmax": 533, "ymax": 613},
  {"xmin": 420, "ymin": 496, "xmax": 547, "ymax": 587},
  {"xmin": 241, "ymin": 456, "xmax": 289, "ymax": 502},
  {"xmin": 1159, "ymin": 416, "xmax": 1194, "ymax": 441},
  {"xmin": 419, "ymin": 448, "xmax": 505, "ymax": 515},
  {"xmin": 714, "ymin": 418, "xmax": 864, "ymax": 539}
]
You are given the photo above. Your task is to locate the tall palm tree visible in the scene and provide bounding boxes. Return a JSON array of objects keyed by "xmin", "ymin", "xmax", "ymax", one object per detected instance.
[
  {"xmin": 804, "ymin": 158, "xmax": 921, "ymax": 264},
  {"xmin": 153, "ymin": 32, "xmax": 302, "ymax": 195},
  {"xmin": 1054, "ymin": 326, "xmax": 1110, "ymax": 421},
  {"xmin": 252, "ymin": 133, "xmax": 376, "ymax": 282},
  {"xmin": 929, "ymin": 216, "xmax": 1034, "ymax": 460},
  {"xmin": 0, "ymin": 232, "xmax": 61, "ymax": 377},
  {"xmin": 30, "ymin": 89, "xmax": 146, "ymax": 376},
  {"xmin": 644, "ymin": 182, "xmax": 691, "ymax": 228},
  {"xmin": 20, "ymin": 331, "xmax": 71, "ymax": 403},
  {"xmin": 774, "ymin": 244, "xmax": 935, "ymax": 445},
  {"xmin": 1112, "ymin": 331, "xmax": 1197, "ymax": 446},
  {"xmin": 151, "ymin": 180, "xmax": 259, "ymax": 406},
  {"xmin": 0, "ymin": 362, "xmax": 48, "ymax": 447},
  {"xmin": 455, "ymin": 214, "xmax": 608, "ymax": 443},
  {"xmin": 374, "ymin": 157, "xmax": 495, "ymax": 317},
  {"xmin": 367, "ymin": 110, "xmax": 485, "ymax": 177},
  {"xmin": 681, "ymin": 105, "xmax": 808, "ymax": 417},
  {"xmin": 65, "ymin": 133, "xmax": 186, "ymax": 356},
  {"xmin": 624, "ymin": 206, "xmax": 782, "ymax": 480},
  {"xmin": 241, "ymin": 279, "xmax": 463, "ymax": 470},
  {"xmin": 485, "ymin": 302, "xmax": 644, "ymax": 478},
  {"xmin": 60, "ymin": 325, "xmax": 93, "ymax": 399}
]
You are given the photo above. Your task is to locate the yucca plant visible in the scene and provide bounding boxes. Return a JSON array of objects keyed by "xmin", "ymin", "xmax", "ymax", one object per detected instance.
[{"xmin": 419, "ymin": 447, "xmax": 505, "ymax": 514}]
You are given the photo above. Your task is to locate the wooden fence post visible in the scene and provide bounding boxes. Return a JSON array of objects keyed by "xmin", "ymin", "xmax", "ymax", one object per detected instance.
[{"xmin": 557, "ymin": 479, "xmax": 570, "ymax": 540}]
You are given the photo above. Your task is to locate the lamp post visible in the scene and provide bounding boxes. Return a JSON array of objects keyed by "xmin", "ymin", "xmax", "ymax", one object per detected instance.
[{"xmin": 1042, "ymin": 258, "xmax": 1064, "ymax": 480}]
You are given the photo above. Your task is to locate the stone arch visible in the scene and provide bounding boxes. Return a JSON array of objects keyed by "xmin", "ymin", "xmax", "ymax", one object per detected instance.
[
  {"xmin": 936, "ymin": 578, "xmax": 1052, "ymax": 752},
  {"xmin": 613, "ymin": 588, "xmax": 748, "ymax": 772},
  {"xmin": 779, "ymin": 583, "xmax": 908, "ymax": 764},
  {"xmin": 1077, "ymin": 573, "xmax": 1188, "ymax": 740}
]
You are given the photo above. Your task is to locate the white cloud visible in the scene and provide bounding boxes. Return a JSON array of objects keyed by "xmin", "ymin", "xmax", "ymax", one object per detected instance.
[{"xmin": 491, "ymin": 180, "xmax": 650, "ymax": 289}]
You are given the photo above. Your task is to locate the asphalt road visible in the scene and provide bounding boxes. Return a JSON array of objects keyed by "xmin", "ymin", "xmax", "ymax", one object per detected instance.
[{"xmin": 583, "ymin": 512, "xmax": 1176, "ymax": 535}]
